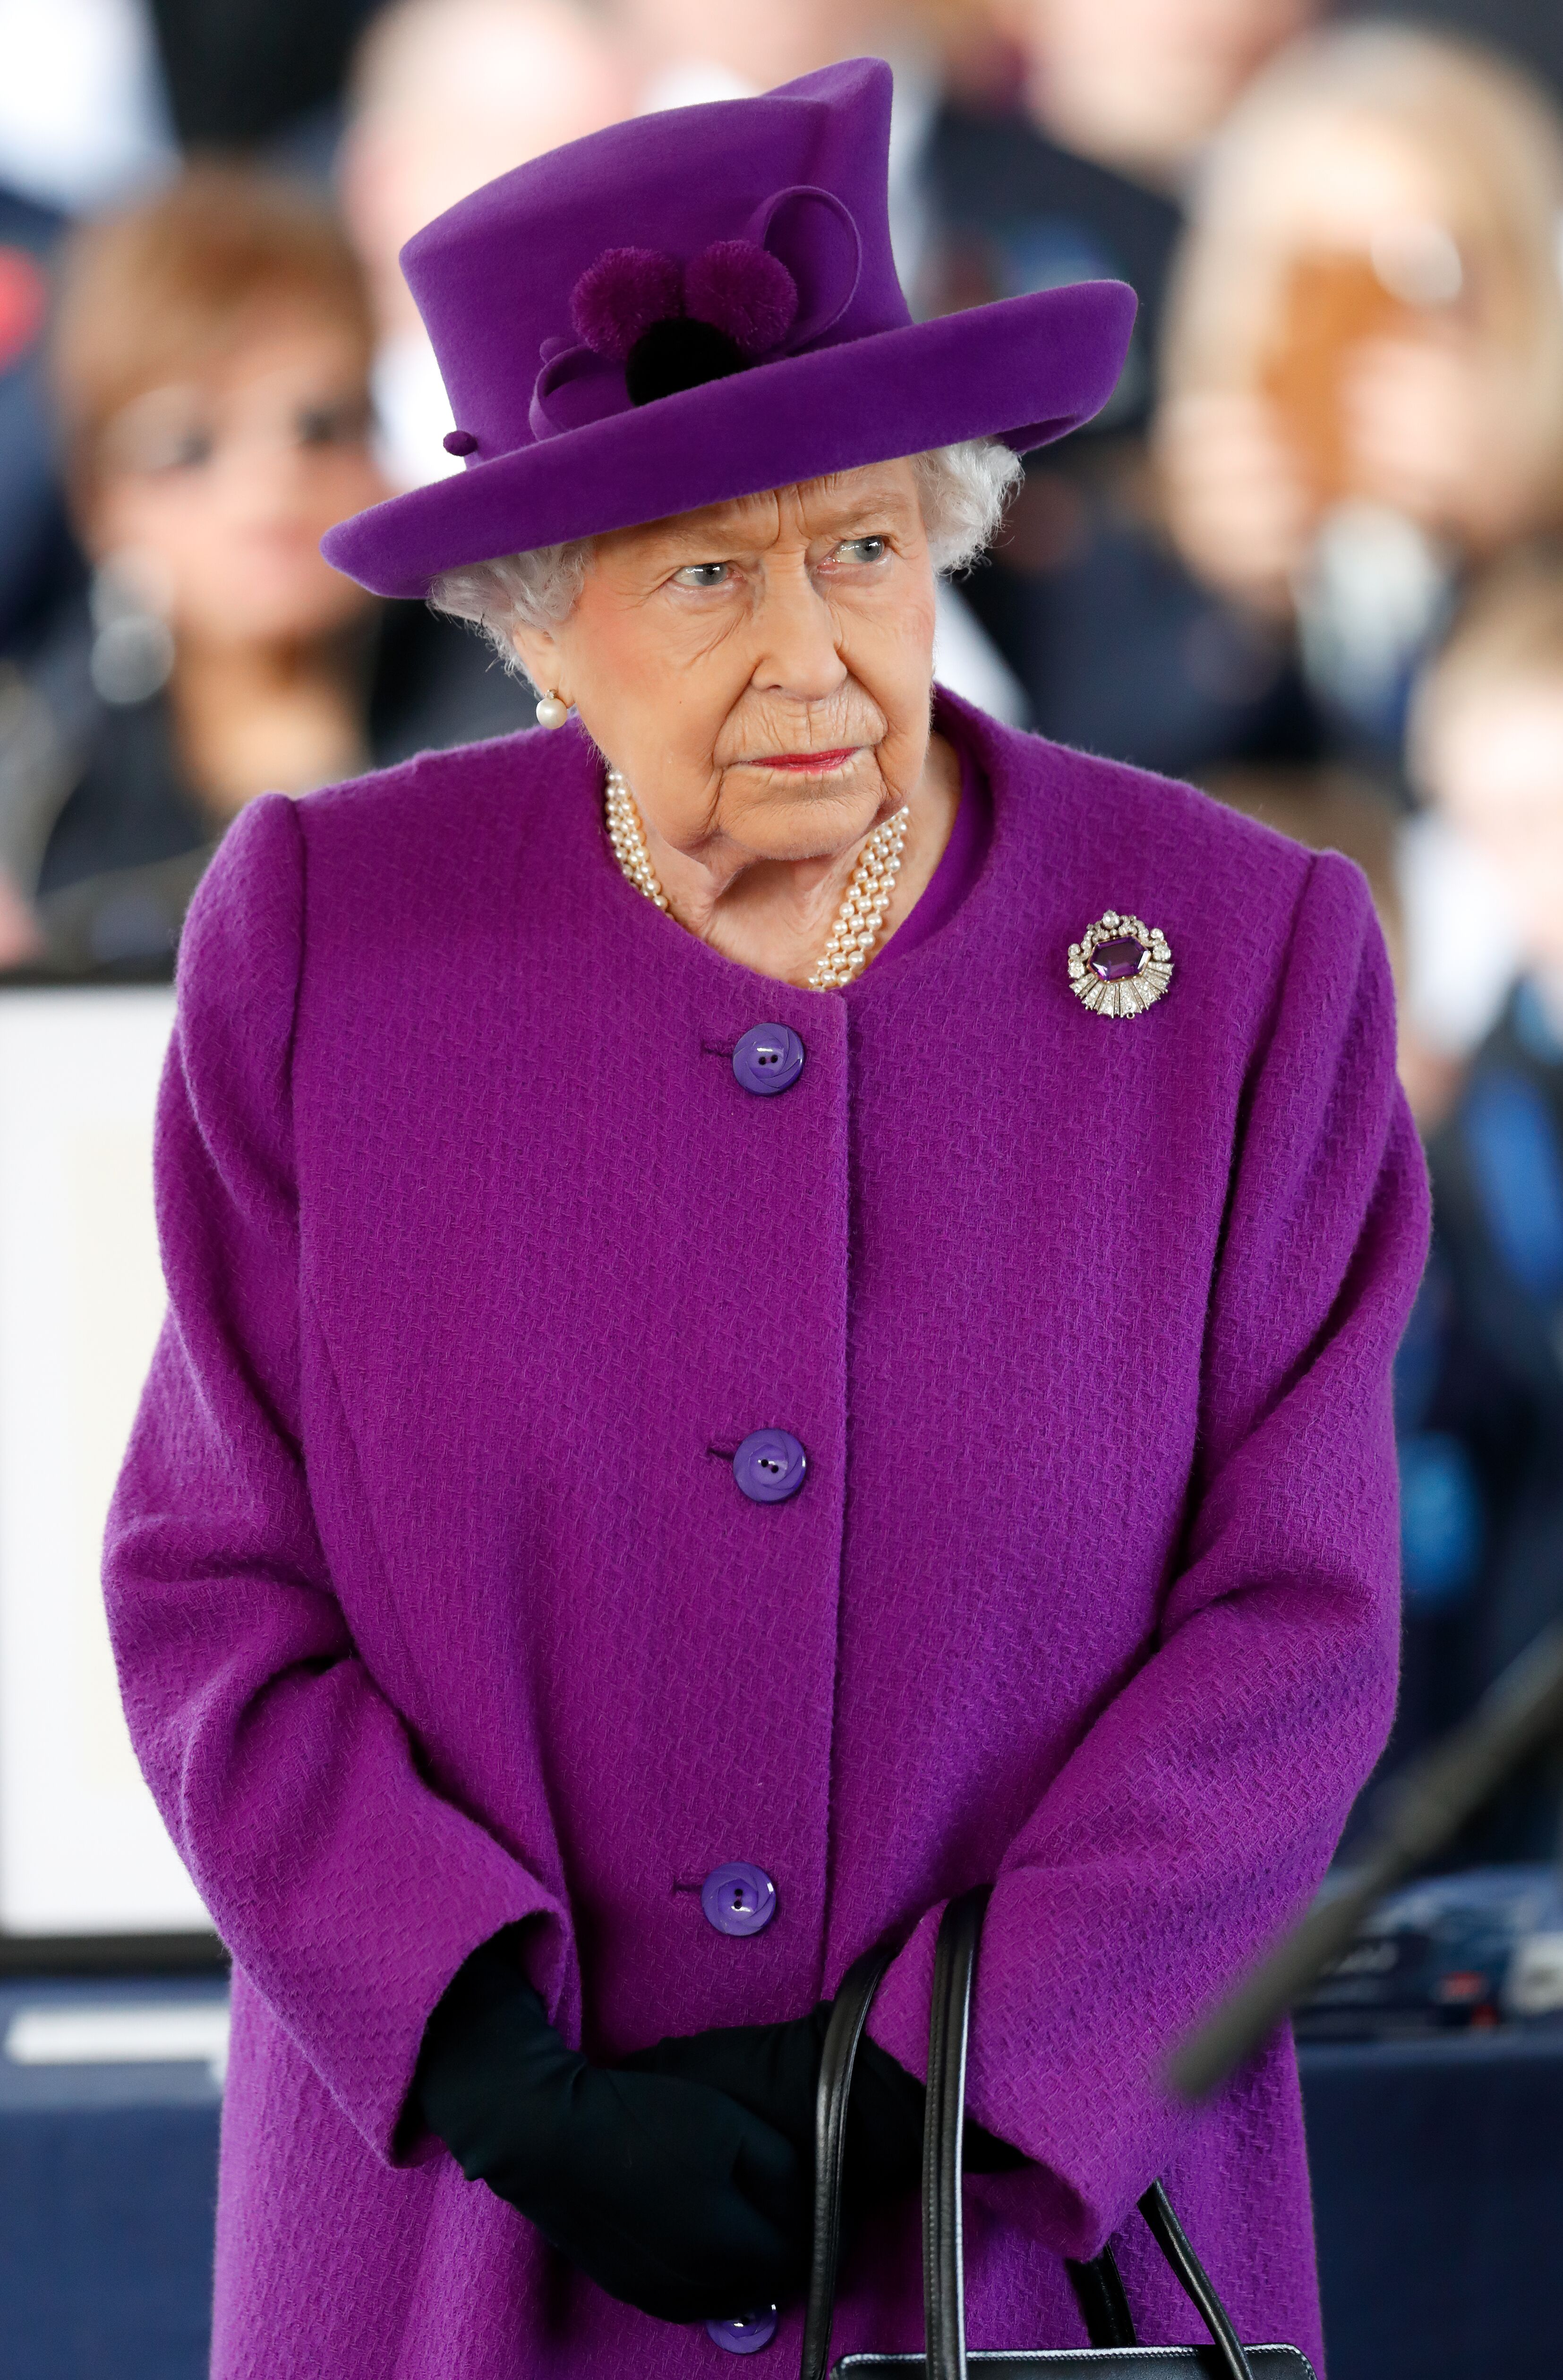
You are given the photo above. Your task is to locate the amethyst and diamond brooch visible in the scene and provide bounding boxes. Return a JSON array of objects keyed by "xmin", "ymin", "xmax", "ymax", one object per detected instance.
[{"xmin": 1069, "ymin": 911, "xmax": 1173, "ymax": 1017}]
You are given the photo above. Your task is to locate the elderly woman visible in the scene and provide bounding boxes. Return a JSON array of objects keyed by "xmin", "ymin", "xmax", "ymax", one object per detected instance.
[{"xmin": 106, "ymin": 59, "xmax": 1426, "ymax": 2380}]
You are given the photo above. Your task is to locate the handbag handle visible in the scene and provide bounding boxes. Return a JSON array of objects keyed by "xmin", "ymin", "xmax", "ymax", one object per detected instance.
[
  {"xmin": 802, "ymin": 1888, "xmax": 1257, "ymax": 2380},
  {"xmin": 927, "ymin": 1888, "xmax": 1256, "ymax": 2380},
  {"xmin": 800, "ymin": 1942, "xmax": 898, "ymax": 2380},
  {"xmin": 923, "ymin": 1884, "xmax": 982, "ymax": 2379}
]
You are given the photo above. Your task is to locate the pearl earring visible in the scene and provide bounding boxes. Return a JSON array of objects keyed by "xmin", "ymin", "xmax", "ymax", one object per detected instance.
[{"xmin": 535, "ymin": 691, "xmax": 569, "ymax": 730}]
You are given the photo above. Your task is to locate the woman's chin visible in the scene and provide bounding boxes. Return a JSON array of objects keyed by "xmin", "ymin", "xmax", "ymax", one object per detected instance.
[
  {"xmin": 729, "ymin": 786, "xmax": 888, "ymax": 864},
  {"xmin": 716, "ymin": 756, "xmax": 891, "ymax": 850}
]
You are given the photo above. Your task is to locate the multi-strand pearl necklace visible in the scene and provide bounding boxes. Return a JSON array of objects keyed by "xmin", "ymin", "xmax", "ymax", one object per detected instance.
[
  {"xmin": 604, "ymin": 766, "xmax": 909, "ymax": 990},
  {"xmin": 604, "ymin": 769, "xmax": 670, "ymax": 913}
]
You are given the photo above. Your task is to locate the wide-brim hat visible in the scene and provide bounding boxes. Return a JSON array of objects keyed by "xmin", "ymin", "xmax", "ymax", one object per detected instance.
[{"xmin": 323, "ymin": 58, "xmax": 1136, "ymax": 600}]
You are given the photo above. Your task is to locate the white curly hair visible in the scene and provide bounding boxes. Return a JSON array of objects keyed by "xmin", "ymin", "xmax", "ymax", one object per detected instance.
[{"xmin": 429, "ymin": 437, "xmax": 1022, "ymax": 670}]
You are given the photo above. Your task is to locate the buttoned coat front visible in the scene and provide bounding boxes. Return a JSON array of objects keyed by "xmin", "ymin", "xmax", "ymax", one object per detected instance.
[{"xmin": 105, "ymin": 692, "xmax": 1427, "ymax": 2380}]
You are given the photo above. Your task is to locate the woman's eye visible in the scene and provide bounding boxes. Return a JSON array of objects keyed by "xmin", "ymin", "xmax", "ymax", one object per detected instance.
[
  {"xmin": 673, "ymin": 562, "xmax": 731, "ymax": 589},
  {"xmin": 151, "ymin": 427, "xmax": 215, "ymax": 474},
  {"xmin": 837, "ymin": 536, "xmax": 888, "ymax": 564},
  {"xmin": 296, "ymin": 399, "xmax": 367, "ymax": 451}
]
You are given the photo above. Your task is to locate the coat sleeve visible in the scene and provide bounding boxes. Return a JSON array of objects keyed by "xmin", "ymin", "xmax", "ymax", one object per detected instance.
[
  {"xmin": 864, "ymin": 847, "xmax": 1430, "ymax": 2258},
  {"xmin": 103, "ymin": 793, "xmax": 566, "ymax": 2167}
]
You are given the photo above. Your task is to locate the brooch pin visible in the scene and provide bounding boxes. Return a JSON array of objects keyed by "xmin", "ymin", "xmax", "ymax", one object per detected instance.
[{"xmin": 1068, "ymin": 911, "xmax": 1173, "ymax": 1017}]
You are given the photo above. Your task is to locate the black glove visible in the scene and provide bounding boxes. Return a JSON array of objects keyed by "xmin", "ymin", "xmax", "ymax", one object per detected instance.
[
  {"xmin": 412, "ymin": 1928, "xmax": 809, "ymax": 2323},
  {"xmin": 617, "ymin": 2001, "xmax": 1024, "ymax": 2226}
]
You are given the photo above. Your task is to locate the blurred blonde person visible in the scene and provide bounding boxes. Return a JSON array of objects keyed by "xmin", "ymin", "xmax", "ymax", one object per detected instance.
[
  {"xmin": 914, "ymin": 0, "xmax": 1326, "ymax": 775},
  {"xmin": 337, "ymin": 0, "xmax": 633, "ymax": 492},
  {"xmin": 1156, "ymin": 26, "xmax": 1563, "ymax": 740}
]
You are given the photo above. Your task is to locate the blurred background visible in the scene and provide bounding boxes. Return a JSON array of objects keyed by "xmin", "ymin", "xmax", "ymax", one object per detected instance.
[{"xmin": 1, "ymin": 2, "xmax": 1563, "ymax": 2374}]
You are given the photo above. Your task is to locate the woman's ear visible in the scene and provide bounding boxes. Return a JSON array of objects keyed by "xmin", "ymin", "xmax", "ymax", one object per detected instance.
[{"xmin": 509, "ymin": 622, "xmax": 567, "ymax": 706}]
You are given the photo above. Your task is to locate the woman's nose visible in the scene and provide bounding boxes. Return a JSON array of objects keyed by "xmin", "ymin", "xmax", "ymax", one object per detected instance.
[{"xmin": 750, "ymin": 570, "xmax": 848, "ymax": 702}]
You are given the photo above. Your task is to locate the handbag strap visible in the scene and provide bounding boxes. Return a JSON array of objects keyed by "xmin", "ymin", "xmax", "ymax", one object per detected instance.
[
  {"xmin": 800, "ymin": 1942, "xmax": 898, "ymax": 2380},
  {"xmin": 1065, "ymin": 2246, "xmax": 1138, "ymax": 2350},
  {"xmin": 924, "ymin": 1885, "xmax": 988, "ymax": 2380},
  {"xmin": 925, "ymin": 1890, "xmax": 1258, "ymax": 2380},
  {"xmin": 1136, "ymin": 2180, "xmax": 1256, "ymax": 2380},
  {"xmin": 801, "ymin": 1890, "xmax": 1259, "ymax": 2380}
]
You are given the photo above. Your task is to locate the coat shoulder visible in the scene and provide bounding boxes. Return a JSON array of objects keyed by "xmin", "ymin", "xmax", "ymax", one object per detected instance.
[
  {"xmin": 284, "ymin": 723, "xmax": 599, "ymax": 951},
  {"xmin": 962, "ymin": 700, "xmax": 1320, "ymax": 922},
  {"xmin": 942, "ymin": 694, "xmax": 1386, "ymax": 1060},
  {"xmin": 295, "ymin": 724, "xmax": 560, "ymax": 849}
]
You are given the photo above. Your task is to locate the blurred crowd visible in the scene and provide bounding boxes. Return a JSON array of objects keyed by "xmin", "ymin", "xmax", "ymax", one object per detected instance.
[{"xmin": 3, "ymin": 0, "xmax": 1563, "ymax": 1850}]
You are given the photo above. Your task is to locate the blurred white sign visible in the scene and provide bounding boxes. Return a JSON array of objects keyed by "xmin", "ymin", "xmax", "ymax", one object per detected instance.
[
  {"xmin": 1397, "ymin": 811, "xmax": 1517, "ymax": 1060},
  {"xmin": 7, "ymin": 2001, "xmax": 229, "ymax": 2081},
  {"xmin": 0, "ymin": 988, "xmax": 208, "ymax": 1938},
  {"xmin": 0, "ymin": 0, "xmax": 175, "ymax": 214}
]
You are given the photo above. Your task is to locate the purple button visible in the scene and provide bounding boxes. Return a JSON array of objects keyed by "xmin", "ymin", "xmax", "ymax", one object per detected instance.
[
  {"xmin": 733, "ymin": 1429, "xmax": 807, "ymax": 1504},
  {"xmin": 706, "ymin": 2307, "xmax": 778, "ymax": 2354},
  {"xmin": 732, "ymin": 1024, "xmax": 804, "ymax": 1097},
  {"xmin": 701, "ymin": 1861, "xmax": 777, "ymax": 1937}
]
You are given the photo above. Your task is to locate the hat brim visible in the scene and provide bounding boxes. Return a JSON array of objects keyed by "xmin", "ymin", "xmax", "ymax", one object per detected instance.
[{"xmin": 324, "ymin": 280, "xmax": 1137, "ymax": 600}]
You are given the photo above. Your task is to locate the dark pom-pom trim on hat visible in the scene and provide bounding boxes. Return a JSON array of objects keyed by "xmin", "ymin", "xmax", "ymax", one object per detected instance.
[
  {"xmin": 683, "ymin": 240, "xmax": 797, "ymax": 356},
  {"xmin": 570, "ymin": 247, "xmax": 683, "ymax": 359},
  {"xmin": 625, "ymin": 318, "xmax": 747, "ymax": 406}
]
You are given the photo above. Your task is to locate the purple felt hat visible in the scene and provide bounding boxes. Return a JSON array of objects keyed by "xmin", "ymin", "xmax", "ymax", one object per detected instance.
[{"xmin": 323, "ymin": 57, "xmax": 1136, "ymax": 600}]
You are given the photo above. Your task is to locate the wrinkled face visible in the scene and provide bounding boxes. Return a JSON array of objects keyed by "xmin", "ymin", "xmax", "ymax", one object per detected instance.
[
  {"xmin": 85, "ymin": 309, "xmax": 385, "ymax": 651},
  {"xmin": 1425, "ymin": 672, "xmax": 1563, "ymax": 971},
  {"xmin": 510, "ymin": 460, "xmax": 940, "ymax": 870}
]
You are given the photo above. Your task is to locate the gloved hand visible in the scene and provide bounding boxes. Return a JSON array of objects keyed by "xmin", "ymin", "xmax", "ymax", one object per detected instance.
[
  {"xmin": 617, "ymin": 2001, "xmax": 1024, "ymax": 2226},
  {"xmin": 412, "ymin": 1928, "xmax": 809, "ymax": 2323}
]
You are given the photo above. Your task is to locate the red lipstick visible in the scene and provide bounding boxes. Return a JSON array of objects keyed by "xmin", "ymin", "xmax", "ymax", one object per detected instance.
[{"xmin": 752, "ymin": 749, "xmax": 859, "ymax": 773}]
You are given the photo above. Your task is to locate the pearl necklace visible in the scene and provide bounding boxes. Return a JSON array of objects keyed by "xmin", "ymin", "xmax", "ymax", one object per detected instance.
[{"xmin": 604, "ymin": 767, "xmax": 909, "ymax": 990}]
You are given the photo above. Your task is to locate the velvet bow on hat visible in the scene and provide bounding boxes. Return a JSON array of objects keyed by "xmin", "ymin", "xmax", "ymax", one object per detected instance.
[{"xmin": 322, "ymin": 58, "xmax": 1136, "ymax": 600}]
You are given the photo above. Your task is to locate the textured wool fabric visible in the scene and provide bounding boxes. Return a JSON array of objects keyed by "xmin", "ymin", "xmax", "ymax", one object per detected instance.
[
  {"xmin": 105, "ymin": 689, "xmax": 1427, "ymax": 2378},
  {"xmin": 321, "ymin": 59, "xmax": 1135, "ymax": 599}
]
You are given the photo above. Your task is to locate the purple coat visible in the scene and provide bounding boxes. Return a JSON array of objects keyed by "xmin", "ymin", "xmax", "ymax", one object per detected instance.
[{"xmin": 105, "ymin": 691, "xmax": 1427, "ymax": 2379}]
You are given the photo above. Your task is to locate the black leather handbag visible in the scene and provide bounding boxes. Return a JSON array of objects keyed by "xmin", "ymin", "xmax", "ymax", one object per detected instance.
[{"xmin": 800, "ymin": 1888, "xmax": 1317, "ymax": 2380}]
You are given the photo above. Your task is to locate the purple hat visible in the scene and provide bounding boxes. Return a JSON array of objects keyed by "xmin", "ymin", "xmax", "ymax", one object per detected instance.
[{"xmin": 323, "ymin": 57, "xmax": 1136, "ymax": 600}]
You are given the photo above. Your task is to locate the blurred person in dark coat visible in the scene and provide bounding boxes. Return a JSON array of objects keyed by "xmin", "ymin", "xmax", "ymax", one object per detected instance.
[
  {"xmin": 1156, "ymin": 24, "xmax": 1563, "ymax": 773},
  {"xmin": 933, "ymin": 0, "xmax": 1317, "ymax": 350},
  {"xmin": 0, "ymin": 164, "xmax": 526, "ymax": 976},
  {"xmin": 1379, "ymin": 549, "xmax": 1563, "ymax": 1858},
  {"xmin": 924, "ymin": 0, "xmax": 1326, "ymax": 776},
  {"xmin": 145, "ymin": 0, "xmax": 383, "ymax": 151}
]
